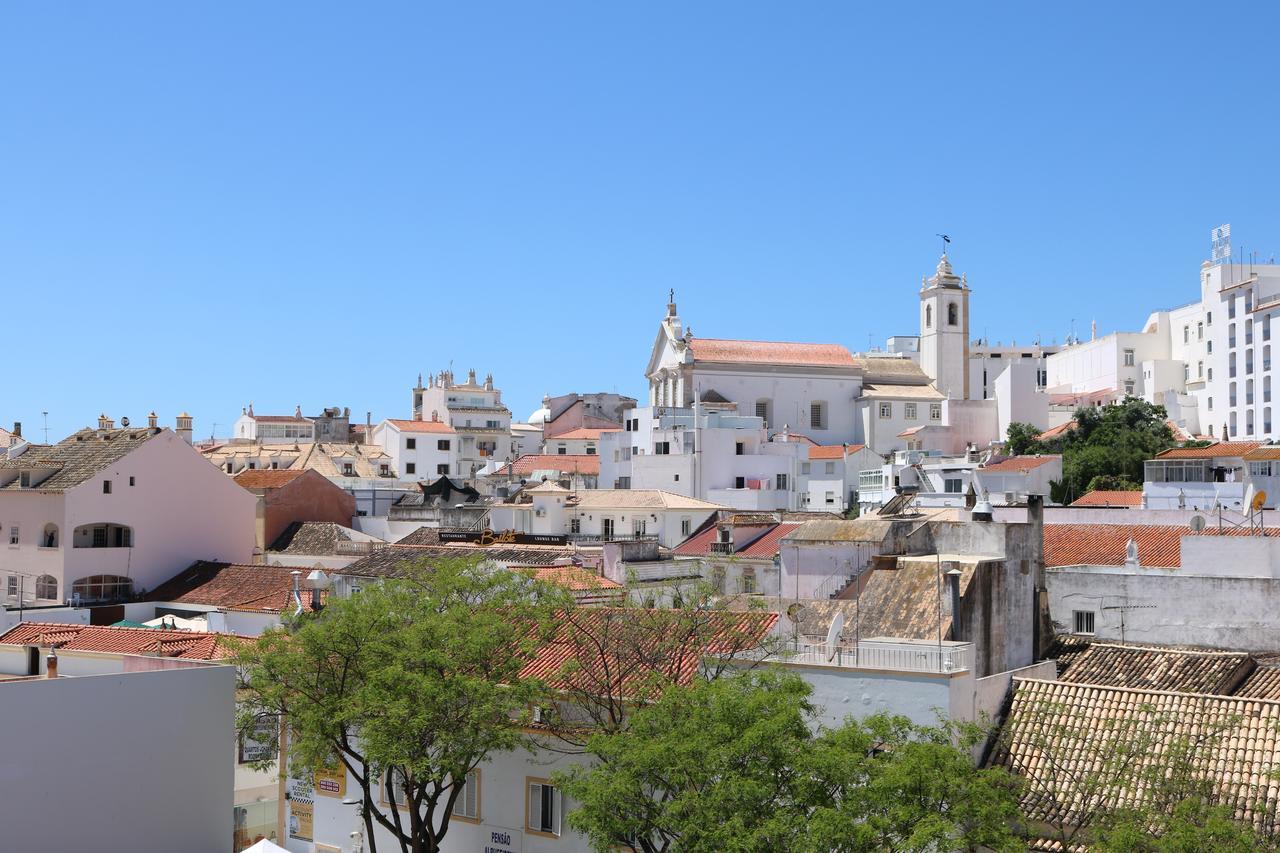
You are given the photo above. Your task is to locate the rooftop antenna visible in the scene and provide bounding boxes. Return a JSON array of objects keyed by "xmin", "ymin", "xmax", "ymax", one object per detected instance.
[{"xmin": 41, "ymin": 411, "xmax": 48, "ymax": 444}]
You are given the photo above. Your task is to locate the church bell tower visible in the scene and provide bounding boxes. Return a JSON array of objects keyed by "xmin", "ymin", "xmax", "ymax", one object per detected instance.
[{"xmin": 919, "ymin": 253, "xmax": 970, "ymax": 399}]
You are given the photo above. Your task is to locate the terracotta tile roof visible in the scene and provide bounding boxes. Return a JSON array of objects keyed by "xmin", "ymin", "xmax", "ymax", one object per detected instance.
[
  {"xmin": 982, "ymin": 454, "xmax": 1060, "ymax": 473},
  {"xmin": 234, "ymin": 468, "xmax": 307, "ymax": 489},
  {"xmin": 1044, "ymin": 524, "xmax": 1184, "ymax": 568},
  {"xmin": 520, "ymin": 608, "xmax": 778, "ymax": 696},
  {"xmin": 395, "ymin": 526, "xmax": 442, "ymax": 546},
  {"xmin": 671, "ymin": 526, "xmax": 721, "ymax": 556},
  {"xmin": 0, "ymin": 621, "xmax": 242, "ymax": 660},
  {"xmin": 1236, "ymin": 661, "xmax": 1280, "ymax": 700},
  {"xmin": 688, "ymin": 338, "xmax": 857, "ymax": 369},
  {"xmin": 1044, "ymin": 634, "xmax": 1093, "ymax": 675},
  {"xmin": 1059, "ymin": 643, "xmax": 1254, "ymax": 694},
  {"xmin": 993, "ymin": 678, "xmax": 1280, "ymax": 835},
  {"xmin": 1036, "ymin": 420, "xmax": 1077, "ymax": 441},
  {"xmin": 851, "ymin": 356, "xmax": 932, "ymax": 385},
  {"xmin": 527, "ymin": 566, "xmax": 623, "ymax": 592},
  {"xmin": 1156, "ymin": 441, "xmax": 1262, "ymax": 459},
  {"xmin": 1069, "ymin": 489, "xmax": 1143, "ymax": 507},
  {"xmin": 343, "ymin": 544, "xmax": 576, "ymax": 576},
  {"xmin": 383, "ymin": 419, "xmax": 456, "ymax": 434},
  {"xmin": 1245, "ymin": 446, "xmax": 1280, "ymax": 461},
  {"xmin": 551, "ymin": 428, "xmax": 620, "ymax": 441},
  {"xmin": 0, "ymin": 427, "xmax": 162, "ymax": 492},
  {"xmin": 738, "ymin": 523, "xmax": 803, "ymax": 558},
  {"xmin": 147, "ymin": 561, "xmax": 325, "ymax": 613},
  {"xmin": 859, "ymin": 383, "xmax": 944, "ymax": 400},
  {"xmin": 270, "ymin": 521, "xmax": 382, "ymax": 555},
  {"xmin": 809, "ymin": 444, "xmax": 865, "ymax": 460},
  {"xmin": 490, "ymin": 454, "xmax": 600, "ymax": 477}
]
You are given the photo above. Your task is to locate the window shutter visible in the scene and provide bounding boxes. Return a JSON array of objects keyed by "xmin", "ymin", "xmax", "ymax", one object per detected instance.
[
  {"xmin": 553, "ymin": 786, "xmax": 562, "ymax": 836},
  {"xmin": 528, "ymin": 782, "xmax": 541, "ymax": 829},
  {"xmin": 465, "ymin": 772, "xmax": 478, "ymax": 817}
]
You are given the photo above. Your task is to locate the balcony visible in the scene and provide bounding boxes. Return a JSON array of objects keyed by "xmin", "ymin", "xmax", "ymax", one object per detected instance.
[
  {"xmin": 566, "ymin": 532, "xmax": 658, "ymax": 544},
  {"xmin": 762, "ymin": 638, "xmax": 972, "ymax": 674},
  {"xmin": 709, "ymin": 541, "xmax": 734, "ymax": 555}
]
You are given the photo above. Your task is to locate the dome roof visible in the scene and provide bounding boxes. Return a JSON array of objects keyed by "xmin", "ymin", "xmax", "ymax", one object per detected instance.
[{"xmin": 527, "ymin": 394, "xmax": 552, "ymax": 425}]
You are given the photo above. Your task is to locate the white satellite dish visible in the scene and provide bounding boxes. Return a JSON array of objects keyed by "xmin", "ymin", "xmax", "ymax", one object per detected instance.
[
  {"xmin": 825, "ymin": 611, "xmax": 845, "ymax": 661},
  {"xmin": 1189, "ymin": 515, "xmax": 1207, "ymax": 533}
]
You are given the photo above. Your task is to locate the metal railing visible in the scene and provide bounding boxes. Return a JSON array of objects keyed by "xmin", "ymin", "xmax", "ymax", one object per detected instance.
[
  {"xmin": 709, "ymin": 541, "xmax": 734, "ymax": 555},
  {"xmin": 566, "ymin": 533, "xmax": 658, "ymax": 544},
  {"xmin": 766, "ymin": 639, "xmax": 972, "ymax": 674}
]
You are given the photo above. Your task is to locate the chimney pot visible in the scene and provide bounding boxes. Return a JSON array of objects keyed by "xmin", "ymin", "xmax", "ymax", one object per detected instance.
[
  {"xmin": 12, "ymin": 422, "xmax": 20, "ymax": 438},
  {"xmin": 45, "ymin": 650, "xmax": 58, "ymax": 679}
]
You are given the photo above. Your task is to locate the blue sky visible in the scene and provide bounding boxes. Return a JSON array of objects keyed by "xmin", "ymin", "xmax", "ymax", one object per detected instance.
[{"xmin": 5, "ymin": 3, "xmax": 1280, "ymax": 440}]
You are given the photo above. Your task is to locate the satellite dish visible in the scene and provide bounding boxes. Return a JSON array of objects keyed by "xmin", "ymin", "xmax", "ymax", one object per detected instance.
[
  {"xmin": 1253, "ymin": 490, "xmax": 1268, "ymax": 512},
  {"xmin": 825, "ymin": 611, "xmax": 845, "ymax": 661},
  {"xmin": 1189, "ymin": 515, "xmax": 1207, "ymax": 533},
  {"xmin": 119, "ymin": 416, "xmax": 130, "ymax": 427}
]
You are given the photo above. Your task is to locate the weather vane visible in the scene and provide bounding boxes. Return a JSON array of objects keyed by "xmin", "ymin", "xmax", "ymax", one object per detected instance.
[{"xmin": 935, "ymin": 233, "xmax": 951, "ymax": 255}]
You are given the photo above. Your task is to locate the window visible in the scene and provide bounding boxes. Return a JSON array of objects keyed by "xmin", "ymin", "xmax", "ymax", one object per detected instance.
[
  {"xmin": 904, "ymin": 403, "xmax": 917, "ymax": 420},
  {"xmin": 810, "ymin": 402, "xmax": 827, "ymax": 430},
  {"xmin": 1231, "ymin": 352, "xmax": 1237, "ymax": 378},
  {"xmin": 1229, "ymin": 297, "xmax": 1237, "ymax": 320},
  {"xmin": 71, "ymin": 575, "xmax": 132, "ymax": 602},
  {"xmin": 735, "ymin": 442, "xmax": 745, "ymax": 456},
  {"xmin": 947, "ymin": 303, "xmax": 958, "ymax": 326},
  {"xmin": 1199, "ymin": 321, "xmax": 1205, "ymax": 339},
  {"xmin": 557, "ymin": 446, "xmax": 567, "ymax": 455},
  {"xmin": 406, "ymin": 437, "xmax": 417, "ymax": 450},
  {"xmin": 436, "ymin": 464, "xmax": 449, "ymax": 475},
  {"xmin": 1267, "ymin": 377, "xmax": 1273, "ymax": 403},
  {"xmin": 6, "ymin": 576, "xmax": 15, "ymax": 597},
  {"xmin": 1230, "ymin": 323, "xmax": 1237, "ymax": 347},
  {"xmin": 1183, "ymin": 325, "xmax": 1189, "ymax": 343},
  {"xmin": 680, "ymin": 517, "xmax": 691, "ymax": 537},
  {"xmin": 825, "ymin": 461, "xmax": 835, "ymax": 475},
  {"xmin": 622, "ymin": 447, "xmax": 632, "ymax": 461},
  {"xmin": 1208, "ymin": 340, "xmax": 1213, "ymax": 354},
  {"xmin": 379, "ymin": 464, "xmax": 390, "ymax": 476},
  {"xmin": 406, "ymin": 463, "xmax": 416, "ymax": 475},
  {"xmin": 1247, "ymin": 410, "xmax": 1255, "ymax": 435},
  {"xmin": 1208, "ymin": 368, "xmax": 1214, "ymax": 381},
  {"xmin": 381, "ymin": 768, "xmax": 409, "ymax": 809},
  {"xmin": 945, "ymin": 478, "xmax": 962, "ymax": 493},
  {"xmin": 1267, "ymin": 314, "xmax": 1273, "ymax": 342},
  {"xmin": 1248, "ymin": 319, "xmax": 1255, "ymax": 345},
  {"xmin": 128, "ymin": 476, "xmax": 135, "ymax": 487},
  {"xmin": 775, "ymin": 473, "xmax": 788, "ymax": 490},
  {"xmin": 586, "ymin": 446, "xmax": 596, "ymax": 455},
  {"xmin": 633, "ymin": 518, "xmax": 647, "ymax": 536},
  {"xmin": 1207, "ymin": 311, "xmax": 1213, "ymax": 325},
  {"xmin": 930, "ymin": 403, "xmax": 942, "ymax": 421},
  {"xmin": 527, "ymin": 780, "xmax": 561, "ymax": 836},
  {"xmin": 1230, "ymin": 382, "xmax": 1238, "ymax": 407},
  {"xmin": 1208, "ymin": 397, "xmax": 1214, "ymax": 411},
  {"xmin": 437, "ymin": 439, "xmax": 450, "ymax": 450},
  {"xmin": 1268, "ymin": 407, "xmax": 1273, "ymax": 435},
  {"xmin": 1248, "ymin": 379, "xmax": 1255, "ymax": 405},
  {"xmin": 735, "ymin": 476, "xmax": 746, "ymax": 489},
  {"xmin": 453, "ymin": 770, "xmax": 480, "ymax": 821},
  {"xmin": 801, "ymin": 462, "xmax": 811, "ymax": 475},
  {"xmin": 1124, "ymin": 380, "xmax": 1135, "ymax": 396},
  {"xmin": 102, "ymin": 480, "xmax": 112, "ymax": 494},
  {"xmin": 602, "ymin": 518, "xmax": 614, "ymax": 538},
  {"xmin": 1198, "ymin": 361, "xmax": 1204, "ymax": 378},
  {"xmin": 226, "ymin": 462, "xmax": 234, "ymax": 474},
  {"xmin": 824, "ymin": 490, "xmax": 835, "ymax": 505},
  {"xmin": 925, "ymin": 304, "xmax": 932, "ymax": 328},
  {"xmin": 8, "ymin": 526, "xmax": 17, "ymax": 545},
  {"xmin": 754, "ymin": 400, "xmax": 771, "ymax": 426},
  {"xmin": 1123, "ymin": 348, "xmax": 1135, "ymax": 367},
  {"xmin": 342, "ymin": 463, "xmax": 354, "ymax": 475},
  {"xmin": 654, "ymin": 441, "xmax": 670, "ymax": 455},
  {"xmin": 41, "ymin": 524, "xmax": 57, "ymax": 548},
  {"xmin": 1073, "ymin": 610, "xmax": 1096, "ymax": 635},
  {"xmin": 879, "ymin": 403, "xmax": 892, "ymax": 419},
  {"xmin": 1267, "ymin": 345, "xmax": 1272, "ymax": 372},
  {"xmin": 1251, "ymin": 461, "xmax": 1274, "ymax": 477},
  {"xmin": 741, "ymin": 570, "xmax": 756, "ymax": 594}
]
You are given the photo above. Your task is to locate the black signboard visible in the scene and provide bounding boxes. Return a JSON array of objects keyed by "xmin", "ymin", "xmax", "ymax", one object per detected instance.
[{"xmin": 439, "ymin": 529, "xmax": 568, "ymax": 547}]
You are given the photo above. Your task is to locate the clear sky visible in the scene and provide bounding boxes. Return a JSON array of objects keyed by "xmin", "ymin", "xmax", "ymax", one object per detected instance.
[{"xmin": 5, "ymin": 3, "xmax": 1280, "ymax": 441}]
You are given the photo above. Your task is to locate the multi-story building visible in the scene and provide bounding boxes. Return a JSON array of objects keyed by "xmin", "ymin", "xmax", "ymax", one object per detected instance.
[
  {"xmin": 371, "ymin": 417, "xmax": 458, "ymax": 482},
  {"xmin": 232, "ymin": 405, "xmax": 316, "ymax": 444},
  {"xmin": 0, "ymin": 416, "xmax": 256, "ymax": 606},
  {"xmin": 411, "ymin": 370, "xmax": 517, "ymax": 478}
]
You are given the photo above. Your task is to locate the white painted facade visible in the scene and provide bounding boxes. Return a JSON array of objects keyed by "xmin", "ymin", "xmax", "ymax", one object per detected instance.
[
  {"xmin": 412, "ymin": 370, "xmax": 517, "ymax": 478},
  {"xmin": 488, "ymin": 485, "xmax": 723, "ymax": 548},
  {"xmin": 0, "ymin": 429, "xmax": 256, "ymax": 605},
  {"xmin": 0, "ymin": 653, "xmax": 234, "ymax": 852},
  {"xmin": 371, "ymin": 418, "xmax": 458, "ymax": 482},
  {"xmin": 233, "ymin": 407, "xmax": 316, "ymax": 444}
]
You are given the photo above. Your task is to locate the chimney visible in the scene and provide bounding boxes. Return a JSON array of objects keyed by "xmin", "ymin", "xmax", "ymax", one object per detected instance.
[
  {"xmin": 431, "ymin": 410, "xmax": 439, "ymax": 423},
  {"xmin": 98, "ymin": 413, "xmax": 114, "ymax": 430},
  {"xmin": 45, "ymin": 649, "xmax": 58, "ymax": 679},
  {"xmin": 147, "ymin": 411, "xmax": 158, "ymax": 429},
  {"xmin": 484, "ymin": 373, "xmax": 494, "ymax": 391},
  {"xmin": 468, "ymin": 368, "xmax": 477, "ymax": 385},
  {"xmin": 294, "ymin": 405, "xmax": 303, "ymax": 418},
  {"xmin": 11, "ymin": 422, "xmax": 20, "ymax": 438},
  {"xmin": 971, "ymin": 491, "xmax": 994, "ymax": 522},
  {"xmin": 175, "ymin": 412, "xmax": 193, "ymax": 444}
]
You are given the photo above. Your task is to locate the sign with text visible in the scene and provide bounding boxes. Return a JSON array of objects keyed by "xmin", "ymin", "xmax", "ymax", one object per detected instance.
[
  {"xmin": 315, "ymin": 768, "xmax": 347, "ymax": 798},
  {"xmin": 481, "ymin": 826, "xmax": 522, "ymax": 853},
  {"xmin": 440, "ymin": 529, "xmax": 567, "ymax": 547}
]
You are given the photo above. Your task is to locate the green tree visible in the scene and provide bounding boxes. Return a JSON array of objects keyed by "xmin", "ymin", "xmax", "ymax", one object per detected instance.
[
  {"xmin": 1004, "ymin": 421, "xmax": 1045, "ymax": 457},
  {"xmin": 235, "ymin": 557, "xmax": 568, "ymax": 853},
  {"xmin": 558, "ymin": 670, "xmax": 1022, "ymax": 853}
]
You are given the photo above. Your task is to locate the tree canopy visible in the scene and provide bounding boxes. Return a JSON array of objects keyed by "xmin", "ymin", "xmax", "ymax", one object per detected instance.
[
  {"xmin": 557, "ymin": 669, "xmax": 1023, "ymax": 853},
  {"xmin": 235, "ymin": 557, "xmax": 569, "ymax": 853},
  {"xmin": 1005, "ymin": 397, "xmax": 1176, "ymax": 503}
]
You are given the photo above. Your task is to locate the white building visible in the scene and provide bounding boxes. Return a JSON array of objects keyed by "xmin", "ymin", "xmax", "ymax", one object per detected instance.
[
  {"xmin": 798, "ymin": 443, "xmax": 879, "ymax": 512},
  {"xmin": 0, "ymin": 629, "xmax": 235, "ymax": 852},
  {"xmin": 543, "ymin": 427, "xmax": 619, "ymax": 457},
  {"xmin": 233, "ymin": 405, "xmax": 316, "ymax": 444},
  {"xmin": 1142, "ymin": 441, "xmax": 1260, "ymax": 511},
  {"xmin": 487, "ymin": 483, "xmax": 724, "ymax": 548},
  {"xmin": 371, "ymin": 417, "xmax": 458, "ymax": 482},
  {"xmin": 0, "ymin": 419, "xmax": 257, "ymax": 606},
  {"xmin": 412, "ymin": 370, "xmax": 517, "ymax": 478}
]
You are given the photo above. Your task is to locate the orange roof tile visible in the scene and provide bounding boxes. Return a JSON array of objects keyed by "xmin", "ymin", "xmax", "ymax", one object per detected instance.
[
  {"xmin": 1244, "ymin": 447, "xmax": 1280, "ymax": 461},
  {"xmin": 1069, "ymin": 490, "xmax": 1143, "ymax": 508},
  {"xmin": 1044, "ymin": 524, "xmax": 1183, "ymax": 568},
  {"xmin": 384, "ymin": 419, "xmax": 456, "ymax": 434},
  {"xmin": 809, "ymin": 444, "xmax": 865, "ymax": 460},
  {"xmin": 1036, "ymin": 420, "xmax": 1077, "ymax": 441},
  {"xmin": 147, "ymin": 561, "xmax": 325, "ymax": 613},
  {"xmin": 982, "ymin": 454, "xmax": 1061, "ymax": 473},
  {"xmin": 688, "ymin": 338, "xmax": 856, "ymax": 369},
  {"xmin": 0, "ymin": 622, "xmax": 243, "ymax": 660},
  {"xmin": 738, "ymin": 523, "xmax": 803, "ymax": 558},
  {"xmin": 527, "ymin": 566, "xmax": 623, "ymax": 592},
  {"xmin": 551, "ymin": 428, "xmax": 621, "ymax": 441},
  {"xmin": 234, "ymin": 468, "xmax": 307, "ymax": 489},
  {"xmin": 492, "ymin": 454, "xmax": 600, "ymax": 477},
  {"xmin": 1156, "ymin": 441, "xmax": 1262, "ymax": 459}
]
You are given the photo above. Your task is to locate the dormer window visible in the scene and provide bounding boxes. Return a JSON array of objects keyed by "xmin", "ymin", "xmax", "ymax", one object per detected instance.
[{"xmin": 19, "ymin": 472, "xmax": 30, "ymax": 488}]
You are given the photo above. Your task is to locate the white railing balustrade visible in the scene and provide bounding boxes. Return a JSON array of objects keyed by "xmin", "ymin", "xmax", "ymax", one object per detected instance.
[{"xmin": 762, "ymin": 638, "xmax": 972, "ymax": 674}]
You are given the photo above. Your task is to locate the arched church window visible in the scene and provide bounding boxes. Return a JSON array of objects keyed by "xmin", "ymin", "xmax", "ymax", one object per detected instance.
[
  {"xmin": 925, "ymin": 305, "xmax": 932, "ymax": 328},
  {"xmin": 948, "ymin": 303, "xmax": 958, "ymax": 326}
]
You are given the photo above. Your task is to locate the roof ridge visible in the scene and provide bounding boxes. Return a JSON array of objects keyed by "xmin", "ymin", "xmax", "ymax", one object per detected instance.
[{"xmin": 1014, "ymin": 676, "xmax": 1280, "ymax": 705}]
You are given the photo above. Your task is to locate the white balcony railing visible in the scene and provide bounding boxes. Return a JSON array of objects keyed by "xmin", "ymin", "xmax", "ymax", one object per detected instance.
[{"xmin": 763, "ymin": 639, "xmax": 972, "ymax": 674}]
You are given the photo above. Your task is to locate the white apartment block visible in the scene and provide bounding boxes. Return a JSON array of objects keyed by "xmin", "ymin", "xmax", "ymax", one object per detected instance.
[
  {"xmin": 371, "ymin": 417, "xmax": 458, "ymax": 482},
  {"xmin": 412, "ymin": 370, "xmax": 517, "ymax": 478},
  {"xmin": 232, "ymin": 405, "xmax": 316, "ymax": 444}
]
